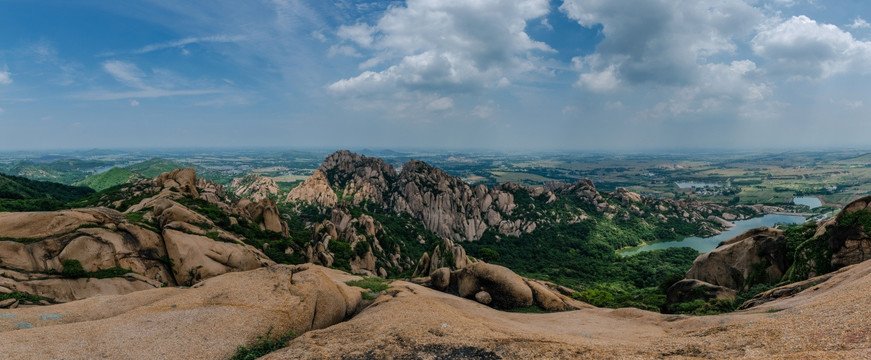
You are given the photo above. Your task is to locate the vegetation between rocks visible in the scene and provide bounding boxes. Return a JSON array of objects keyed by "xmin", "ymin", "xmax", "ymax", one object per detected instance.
[{"xmin": 230, "ymin": 327, "xmax": 296, "ymax": 360}]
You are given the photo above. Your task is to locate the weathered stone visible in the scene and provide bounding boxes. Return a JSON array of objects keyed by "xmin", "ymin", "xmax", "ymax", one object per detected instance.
[
  {"xmin": 474, "ymin": 291, "xmax": 492, "ymax": 305},
  {"xmin": 430, "ymin": 267, "xmax": 451, "ymax": 291},
  {"xmin": 666, "ymin": 279, "xmax": 737, "ymax": 305},
  {"xmin": 686, "ymin": 227, "xmax": 789, "ymax": 291}
]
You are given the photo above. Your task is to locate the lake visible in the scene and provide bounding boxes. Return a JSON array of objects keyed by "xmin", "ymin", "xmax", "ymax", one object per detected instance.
[
  {"xmin": 676, "ymin": 182, "xmax": 721, "ymax": 189},
  {"xmin": 619, "ymin": 214, "xmax": 807, "ymax": 256},
  {"xmin": 793, "ymin": 196, "xmax": 822, "ymax": 209}
]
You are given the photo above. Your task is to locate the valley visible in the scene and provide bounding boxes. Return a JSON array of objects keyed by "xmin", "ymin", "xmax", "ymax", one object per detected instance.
[{"xmin": 1, "ymin": 148, "xmax": 869, "ymax": 359}]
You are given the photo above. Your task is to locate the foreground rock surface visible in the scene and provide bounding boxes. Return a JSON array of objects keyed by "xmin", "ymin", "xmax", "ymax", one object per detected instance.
[
  {"xmin": 2, "ymin": 259, "xmax": 871, "ymax": 359},
  {"xmin": 271, "ymin": 258, "xmax": 871, "ymax": 359},
  {"xmin": 0, "ymin": 265, "xmax": 361, "ymax": 360}
]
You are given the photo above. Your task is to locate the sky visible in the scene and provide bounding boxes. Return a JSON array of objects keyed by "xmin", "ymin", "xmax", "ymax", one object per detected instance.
[{"xmin": 1, "ymin": 0, "xmax": 870, "ymax": 151}]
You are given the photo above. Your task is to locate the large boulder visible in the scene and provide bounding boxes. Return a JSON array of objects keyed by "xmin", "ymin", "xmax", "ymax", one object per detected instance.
[
  {"xmin": 685, "ymin": 227, "xmax": 789, "ymax": 291},
  {"xmin": 449, "ymin": 262, "xmax": 533, "ymax": 309},
  {"xmin": 163, "ymin": 229, "xmax": 273, "ymax": 286},
  {"xmin": 154, "ymin": 168, "xmax": 198, "ymax": 198},
  {"xmin": 666, "ymin": 279, "xmax": 737, "ymax": 305}
]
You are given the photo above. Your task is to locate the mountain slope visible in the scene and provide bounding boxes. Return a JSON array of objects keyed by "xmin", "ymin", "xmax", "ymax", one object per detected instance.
[
  {"xmin": 73, "ymin": 167, "xmax": 141, "ymax": 191},
  {"xmin": 282, "ymin": 150, "xmax": 767, "ymax": 310},
  {"xmin": 0, "ymin": 173, "xmax": 94, "ymax": 211},
  {"xmin": 125, "ymin": 158, "xmax": 189, "ymax": 178}
]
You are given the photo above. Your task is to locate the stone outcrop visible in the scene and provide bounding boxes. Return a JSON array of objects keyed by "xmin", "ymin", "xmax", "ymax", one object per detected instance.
[
  {"xmin": 412, "ymin": 238, "xmax": 472, "ymax": 277},
  {"xmin": 237, "ymin": 197, "xmax": 289, "ymax": 236},
  {"xmin": 319, "ymin": 150, "xmax": 397, "ymax": 206},
  {"xmin": 154, "ymin": 168, "xmax": 198, "ymax": 198},
  {"xmin": 305, "ymin": 208, "xmax": 414, "ymax": 276},
  {"xmin": 811, "ymin": 195, "xmax": 871, "ymax": 271},
  {"xmin": 286, "ymin": 150, "xmax": 745, "ymax": 243},
  {"xmin": 685, "ymin": 227, "xmax": 789, "ymax": 291},
  {"xmin": 286, "ymin": 170, "xmax": 338, "ymax": 208},
  {"xmin": 229, "ymin": 174, "xmax": 280, "ymax": 202},
  {"xmin": 666, "ymin": 279, "xmax": 737, "ymax": 305},
  {"xmin": 0, "ymin": 169, "xmax": 282, "ymax": 303},
  {"xmin": 390, "ymin": 160, "xmax": 530, "ymax": 242},
  {"xmin": 414, "ymin": 261, "xmax": 582, "ymax": 311}
]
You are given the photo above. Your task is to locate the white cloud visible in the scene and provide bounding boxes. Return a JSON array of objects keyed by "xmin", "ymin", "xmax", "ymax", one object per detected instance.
[
  {"xmin": 103, "ymin": 61, "xmax": 148, "ymax": 89},
  {"xmin": 329, "ymin": 0, "xmax": 552, "ymax": 96},
  {"xmin": 311, "ymin": 30, "xmax": 327, "ymax": 42},
  {"xmin": 0, "ymin": 68, "xmax": 11, "ymax": 85},
  {"xmin": 100, "ymin": 35, "xmax": 244, "ymax": 56},
  {"xmin": 848, "ymin": 17, "xmax": 871, "ymax": 30},
  {"xmin": 643, "ymin": 60, "xmax": 770, "ymax": 119},
  {"xmin": 574, "ymin": 58, "xmax": 620, "ymax": 92},
  {"xmin": 328, "ymin": 45, "xmax": 362, "ymax": 58},
  {"xmin": 77, "ymin": 60, "xmax": 224, "ymax": 100},
  {"xmin": 472, "ymin": 105, "xmax": 495, "ymax": 119},
  {"xmin": 129, "ymin": 99, "xmax": 140, "ymax": 107},
  {"xmin": 426, "ymin": 97, "xmax": 454, "ymax": 111},
  {"xmin": 560, "ymin": 0, "xmax": 764, "ymax": 87},
  {"xmin": 752, "ymin": 16, "xmax": 871, "ymax": 79},
  {"xmin": 336, "ymin": 23, "xmax": 375, "ymax": 48}
]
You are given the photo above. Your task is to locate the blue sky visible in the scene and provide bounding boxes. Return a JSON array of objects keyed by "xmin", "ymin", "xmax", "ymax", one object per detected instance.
[{"xmin": 1, "ymin": 0, "xmax": 870, "ymax": 150}]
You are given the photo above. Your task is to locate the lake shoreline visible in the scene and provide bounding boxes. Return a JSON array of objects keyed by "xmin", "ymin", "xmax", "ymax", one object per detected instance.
[{"xmin": 618, "ymin": 213, "xmax": 807, "ymax": 256}]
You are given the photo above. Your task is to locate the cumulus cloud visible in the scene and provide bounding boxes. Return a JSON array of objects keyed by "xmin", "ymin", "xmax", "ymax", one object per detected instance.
[
  {"xmin": 645, "ymin": 60, "xmax": 770, "ymax": 118},
  {"xmin": 752, "ymin": 16, "xmax": 871, "ymax": 79},
  {"xmin": 561, "ymin": 0, "xmax": 764, "ymax": 87},
  {"xmin": 329, "ymin": 0, "xmax": 552, "ymax": 96},
  {"xmin": 129, "ymin": 99, "xmax": 140, "ymax": 107}
]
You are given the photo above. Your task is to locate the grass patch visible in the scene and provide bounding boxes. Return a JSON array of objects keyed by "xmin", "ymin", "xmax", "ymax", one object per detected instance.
[
  {"xmin": 61, "ymin": 259, "xmax": 132, "ymax": 279},
  {"xmin": 230, "ymin": 327, "xmax": 296, "ymax": 360},
  {"xmin": 346, "ymin": 277, "xmax": 390, "ymax": 293},
  {"xmin": 361, "ymin": 291, "xmax": 377, "ymax": 301},
  {"xmin": 0, "ymin": 291, "xmax": 45, "ymax": 303},
  {"xmin": 124, "ymin": 211, "xmax": 144, "ymax": 223},
  {"xmin": 506, "ymin": 305, "xmax": 550, "ymax": 313}
]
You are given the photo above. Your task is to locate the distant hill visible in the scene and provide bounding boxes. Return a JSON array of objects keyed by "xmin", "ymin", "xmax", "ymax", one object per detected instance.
[
  {"xmin": 5, "ymin": 159, "xmax": 113, "ymax": 184},
  {"xmin": 125, "ymin": 158, "xmax": 189, "ymax": 178},
  {"xmin": 74, "ymin": 167, "xmax": 141, "ymax": 191},
  {"xmin": 0, "ymin": 173, "xmax": 94, "ymax": 211}
]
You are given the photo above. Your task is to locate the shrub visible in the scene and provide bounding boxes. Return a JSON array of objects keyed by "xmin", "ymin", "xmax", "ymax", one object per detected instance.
[
  {"xmin": 61, "ymin": 259, "xmax": 86, "ymax": 278},
  {"xmin": 478, "ymin": 247, "xmax": 500, "ymax": 262}
]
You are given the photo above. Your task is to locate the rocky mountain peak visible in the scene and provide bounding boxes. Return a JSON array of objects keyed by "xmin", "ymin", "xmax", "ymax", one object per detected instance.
[
  {"xmin": 228, "ymin": 174, "xmax": 279, "ymax": 202},
  {"xmin": 318, "ymin": 150, "xmax": 396, "ymax": 206}
]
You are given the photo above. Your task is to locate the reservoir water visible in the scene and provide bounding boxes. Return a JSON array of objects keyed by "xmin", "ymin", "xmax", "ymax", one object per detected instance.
[
  {"xmin": 619, "ymin": 214, "xmax": 807, "ymax": 256},
  {"xmin": 675, "ymin": 182, "xmax": 721, "ymax": 189},
  {"xmin": 793, "ymin": 196, "xmax": 822, "ymax": 209}
]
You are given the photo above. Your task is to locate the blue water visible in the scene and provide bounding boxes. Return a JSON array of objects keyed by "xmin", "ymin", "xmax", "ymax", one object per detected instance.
[
  {"xmin": 620, "ymin": 214, "xmax": 807, "ymax": 256},
  {"xmin": 676, "ymin": 182, "xmax": 721, "ymax": 189},
  {"xmin": 793, "ymin": 196, "xmax": 822, "ymax": 209}
]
